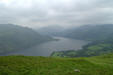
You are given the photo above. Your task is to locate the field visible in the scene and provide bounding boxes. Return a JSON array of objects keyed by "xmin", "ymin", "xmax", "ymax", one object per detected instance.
[{"xmin": 0, "ymin": 54, "xmax": 113, "ymax": 75}]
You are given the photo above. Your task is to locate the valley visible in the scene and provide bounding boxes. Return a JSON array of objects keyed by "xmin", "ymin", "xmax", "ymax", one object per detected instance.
[{"xmin": 0, "ymin": 0, "xmax": 113, "ymax": 74}]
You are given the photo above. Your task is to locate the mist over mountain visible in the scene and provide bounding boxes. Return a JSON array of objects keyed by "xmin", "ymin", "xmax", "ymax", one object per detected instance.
[
  {"xmin": 37, "ymin": 24, "xmax": 113, "ymax": 41},
  {"xmin": 36, "ymin": 25, "xmax": 66, "ymax": 36},
  {"xmin": 60, "ymin": 24, "xmax": 113, "ymax": 41},
  {"xmin": 0, "ymin": 24, "xmax": 53, "ymax": 54}
]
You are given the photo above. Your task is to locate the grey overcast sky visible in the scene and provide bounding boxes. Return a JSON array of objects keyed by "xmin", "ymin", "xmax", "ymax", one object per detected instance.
[{"xmin": 0, "ymin": 0, "xmax": 113, "ymax": 28}]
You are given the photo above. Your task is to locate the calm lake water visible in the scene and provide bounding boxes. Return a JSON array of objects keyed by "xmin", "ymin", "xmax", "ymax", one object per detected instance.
[{"xmin": 3, "ymin": 37, "xmax": 89, "ymax": 56}]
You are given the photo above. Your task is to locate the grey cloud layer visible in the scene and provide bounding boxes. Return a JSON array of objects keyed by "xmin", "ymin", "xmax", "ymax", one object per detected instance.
[{"xmin": 0, "ymin": 0, "xmax": 113, "ymax": 28}]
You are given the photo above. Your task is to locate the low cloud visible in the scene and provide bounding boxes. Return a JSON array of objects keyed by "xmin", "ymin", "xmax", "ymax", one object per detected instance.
[{"xmin": 0, "ymin": 0, "xmax": 113, "ymax": 28}]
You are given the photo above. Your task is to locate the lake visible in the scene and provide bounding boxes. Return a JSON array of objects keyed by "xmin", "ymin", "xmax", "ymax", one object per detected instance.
[{"xmin": 3, "ymin": 37, "xmax": 89, "ymax": 56}]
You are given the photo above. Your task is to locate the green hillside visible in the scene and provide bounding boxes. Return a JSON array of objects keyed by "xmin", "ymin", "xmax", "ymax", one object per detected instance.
[
  {"xmin": 0, "ymin": 53, "xmax": 113, "ymax": 75},
  {"xmin": 51, "ymin": 41, "xmax": 113, "ymax": 57}
]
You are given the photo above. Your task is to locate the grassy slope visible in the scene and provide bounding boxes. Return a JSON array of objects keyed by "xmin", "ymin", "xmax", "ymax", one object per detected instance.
[{"xmin": 0, "ymin": 54, "xmax": 113, "ymax": 75}]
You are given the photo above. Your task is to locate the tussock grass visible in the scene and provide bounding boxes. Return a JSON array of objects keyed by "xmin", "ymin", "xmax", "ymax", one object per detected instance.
[{"xmin": 0, "ymin": 54, "xmax": 113, "ymax": 75}]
